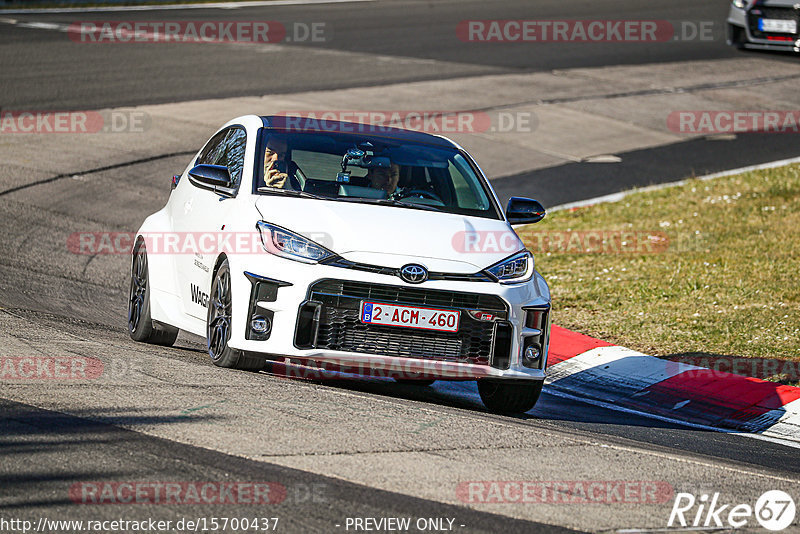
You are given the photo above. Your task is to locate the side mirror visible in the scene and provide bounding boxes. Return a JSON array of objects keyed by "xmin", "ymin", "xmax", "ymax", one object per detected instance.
[
  {"xmin": 188, "ymin": 164, "xmax": 232, "ymax": 192},
  {"xmin": 506, "ymin": 197, "xmax": 546, "ymax": 225}
]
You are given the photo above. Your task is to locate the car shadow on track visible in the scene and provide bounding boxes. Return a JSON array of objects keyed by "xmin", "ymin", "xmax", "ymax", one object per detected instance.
[
  {"xmin": 254, "ymin": 363, "xmax": 696, "ymax": 431},
  {"xmin": 121, "ymin": 340, "xmax": 722, "ymax": 434}
]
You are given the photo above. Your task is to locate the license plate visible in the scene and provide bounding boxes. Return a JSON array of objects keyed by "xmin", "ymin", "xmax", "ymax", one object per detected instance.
[
  {"xmin": 759, "ymin": 18, "xmax": 797, "ymax": 34},
  {"xmin": 360, "ymin": 301, "xmax": 460, "ymax": 333}
]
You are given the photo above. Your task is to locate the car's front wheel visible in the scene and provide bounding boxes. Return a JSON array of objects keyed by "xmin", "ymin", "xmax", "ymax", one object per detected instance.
[
  {"xmin": 207, "ymin": 259, "xmax": 264, "ymax": 371},
  {"xmin": 477, "ymin": 379, "xmax": 543, "ymax": 414},
  {"xmin": 128, "ymin": 239, "xmax": 178, "ymax": 346}
]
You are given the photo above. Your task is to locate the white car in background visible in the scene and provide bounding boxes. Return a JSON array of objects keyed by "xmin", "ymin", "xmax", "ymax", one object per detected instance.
[
  {"xmin": 129, "ymin": 115, "xmax": 551, "ymax": 413},
  {"xmin": 728, "ymin": 0, "xmax": 800, "ymax": 52}
]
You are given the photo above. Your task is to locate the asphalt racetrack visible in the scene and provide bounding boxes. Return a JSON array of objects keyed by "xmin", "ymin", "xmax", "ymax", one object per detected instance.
[{"xmin": 1, "ymin": 1, "xmax": 799, "ymax": 532}]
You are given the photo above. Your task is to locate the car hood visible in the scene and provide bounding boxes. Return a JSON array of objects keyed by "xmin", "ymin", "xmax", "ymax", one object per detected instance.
[{"xmin": 254, "ymin": 196, "xmax": 524, "ymax": 272}]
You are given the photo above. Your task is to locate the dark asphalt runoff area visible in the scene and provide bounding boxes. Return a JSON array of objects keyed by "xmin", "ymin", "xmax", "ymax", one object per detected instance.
[
  {"xmin": 493, "ymin": 132, "xmax": 800, "ymax": 208},
  {"xmin": 3, "ymin": 0, "xmax": 798, "ymax": 207},
  {"xmin": 2, "ymin": 0, "xmax": 800, "ymax": 532},
  {"xmin": 0, "ymin": 399, "xmax": 577, "ymax": 533},
  {"xmin": 0, "ymin": 0, "xmax": 792, "ymax": 110}
]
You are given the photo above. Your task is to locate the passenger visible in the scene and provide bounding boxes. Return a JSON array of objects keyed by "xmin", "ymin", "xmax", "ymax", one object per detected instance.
[
  {"xmin": 263, "ymin": 137, "xmax": 289, "ymax": 188},
  {"xmin": 365, "ymin": 164, "xmax": 400, "ymax": 194}
]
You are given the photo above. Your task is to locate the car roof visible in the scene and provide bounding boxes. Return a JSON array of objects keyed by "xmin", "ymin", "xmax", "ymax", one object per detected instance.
[{"xmin": 259, "ymin": 115, "xmax": 458, "ymax": 149}]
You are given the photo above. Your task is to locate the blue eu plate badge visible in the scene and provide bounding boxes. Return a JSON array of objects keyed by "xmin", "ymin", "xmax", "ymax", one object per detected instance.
[{"xmin": 362, "ymin": 302, "xmax": 373, "ymax": 322}]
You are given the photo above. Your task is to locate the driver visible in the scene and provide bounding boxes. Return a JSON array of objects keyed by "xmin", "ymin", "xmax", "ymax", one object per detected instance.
[
  {"xmin": 263, "ymin": 136, "xmax": 289, "ymax": 188},
  {"xmin": 365, "ymin": 164, "xmax": 400, "ymax": 194}
]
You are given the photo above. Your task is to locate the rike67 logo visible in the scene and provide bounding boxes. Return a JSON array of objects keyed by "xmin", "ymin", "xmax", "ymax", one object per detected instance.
[{"xmin": 668, "ymin": 490, "xmax": 796, "ymax": 531}]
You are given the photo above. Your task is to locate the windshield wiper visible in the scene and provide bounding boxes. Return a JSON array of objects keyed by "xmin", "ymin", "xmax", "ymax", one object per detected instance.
[
  {"xmin": 256, "ymin": 187, "xmax": 325, "ymax": 200},
  {"xmin": 257, "ymin": 188, "xmax": 442, "ymax": 212},
  {"xmin": 336, "ymin": 197, "xmax": 443, "ymax": 212},
  {"xmin": 389, "ymin": 199, "xmax": 443, "ymax": 212}
]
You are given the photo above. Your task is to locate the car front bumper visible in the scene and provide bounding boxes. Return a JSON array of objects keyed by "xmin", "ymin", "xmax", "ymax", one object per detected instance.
[
  {"xmin": 225, "ymin": 255, "xmax": 551, "ymax": 382},
  {"xmin": 728, "ymin": 3, "xmax": 800, "ymax": 51}
]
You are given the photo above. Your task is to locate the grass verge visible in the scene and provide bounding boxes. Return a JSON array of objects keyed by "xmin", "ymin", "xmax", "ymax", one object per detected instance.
[{"xmin": 519, "ymin": 163, "xmax": 800, "ymax": 381}]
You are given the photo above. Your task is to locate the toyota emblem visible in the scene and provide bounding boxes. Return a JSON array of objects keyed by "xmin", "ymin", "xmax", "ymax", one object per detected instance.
[{"xmin": 399, "ymin": 264, "xmax": 428, "ymax": 284}]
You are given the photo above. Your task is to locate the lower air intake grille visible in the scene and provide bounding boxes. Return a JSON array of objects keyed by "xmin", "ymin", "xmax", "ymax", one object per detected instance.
[
  {"xmin": 748, "ymin": 7, "xmax": 799, "ymax": 40},
  {"xmin": 304, "ymin": 279, "xmax": 508, "ymax": 366}
]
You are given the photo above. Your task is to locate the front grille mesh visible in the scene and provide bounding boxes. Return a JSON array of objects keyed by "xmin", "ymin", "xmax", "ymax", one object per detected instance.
[
  {"xmin": 748, "ymin": 7, "xmax": 799, "ymax": 39},
  {"xmin": 307, "ymin": 279, "xmax": 508, "ymax": 365},
  {"xmin": 760, "ymin": 7, "xmax": 797, "ymax": 20}
]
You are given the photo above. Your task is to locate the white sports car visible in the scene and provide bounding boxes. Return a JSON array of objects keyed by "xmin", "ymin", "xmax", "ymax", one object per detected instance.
[{"xmin": 129, "ymin": 115, "xmax": 551, "ymax": 413}]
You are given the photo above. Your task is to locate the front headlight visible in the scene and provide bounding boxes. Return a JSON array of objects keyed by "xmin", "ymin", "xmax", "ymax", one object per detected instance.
[
  {"xmin": 256, "ymin": 221, "xmax": 335, "ymax": 264},
  {"xmin": 732, "ymin": 0, "xmax": 747, "ymax": 9},
  {"xmin": 484, "ymin": 250, "xmax": 534, "ymax": 283}
]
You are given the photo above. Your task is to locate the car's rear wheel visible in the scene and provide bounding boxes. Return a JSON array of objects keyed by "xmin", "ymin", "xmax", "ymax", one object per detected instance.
[
  {"xmin": 128, "ymin": 239, "xmax": 179, "ymax": 346},
  {"xmin": 477, "ymin": 379, "xmax": 543, "ymax": 414},
  {"xmin": 207, "ymin": 259, "xmax": 264, "ymax": 371}
]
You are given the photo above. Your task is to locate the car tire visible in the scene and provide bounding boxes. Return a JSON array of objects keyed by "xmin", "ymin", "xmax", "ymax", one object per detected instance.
[
  {"xmin": 207, "ymin": 259, "xmax": 265, "ymax": 371},
  {"xmin": 128, "ymin": 239, "xmax": 179, "ymax": 346},
  {"xmin": 477, "ymin": 379, "xmax": 543, "ymax": 414},
  {"xmin": 394, "ymin": 378, "xmax": 435, "ymax": 386}
]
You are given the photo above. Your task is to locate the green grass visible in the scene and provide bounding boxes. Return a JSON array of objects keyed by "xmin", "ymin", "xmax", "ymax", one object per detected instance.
[{"xmin": 521, "ymin": 164, "xmax": 800, "ymax": 367}]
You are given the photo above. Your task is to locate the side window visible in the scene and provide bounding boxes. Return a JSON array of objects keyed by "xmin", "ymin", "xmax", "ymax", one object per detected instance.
[
  {"xmin": 195, "ymin": 127, "xmax": 247, "ymax": 191},
  {"xmin": 197, "ymin": 130, "xmax": 229, "ymax": 166},
  {"xmin": 223, "ymin": 128, "xmax": 247, "ymax": 188},
  {"xmin": 449, "ymin": 157, "xmax": 490, "ymax": 210}
]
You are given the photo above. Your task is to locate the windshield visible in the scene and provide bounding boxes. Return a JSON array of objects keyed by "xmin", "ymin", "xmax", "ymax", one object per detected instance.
[{"xmin": 254, "ymin": 129, "xmax": 502, "ymax": 219}]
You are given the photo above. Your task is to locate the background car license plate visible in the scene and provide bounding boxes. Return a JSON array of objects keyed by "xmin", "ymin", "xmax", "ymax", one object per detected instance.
[
  {"xmin": 759, "ymin": 18, "xmax": 797, "ymax": 33},
  {"xmin": 360, "ymin": 301, "xmax": 460, "ymax": 333}
]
